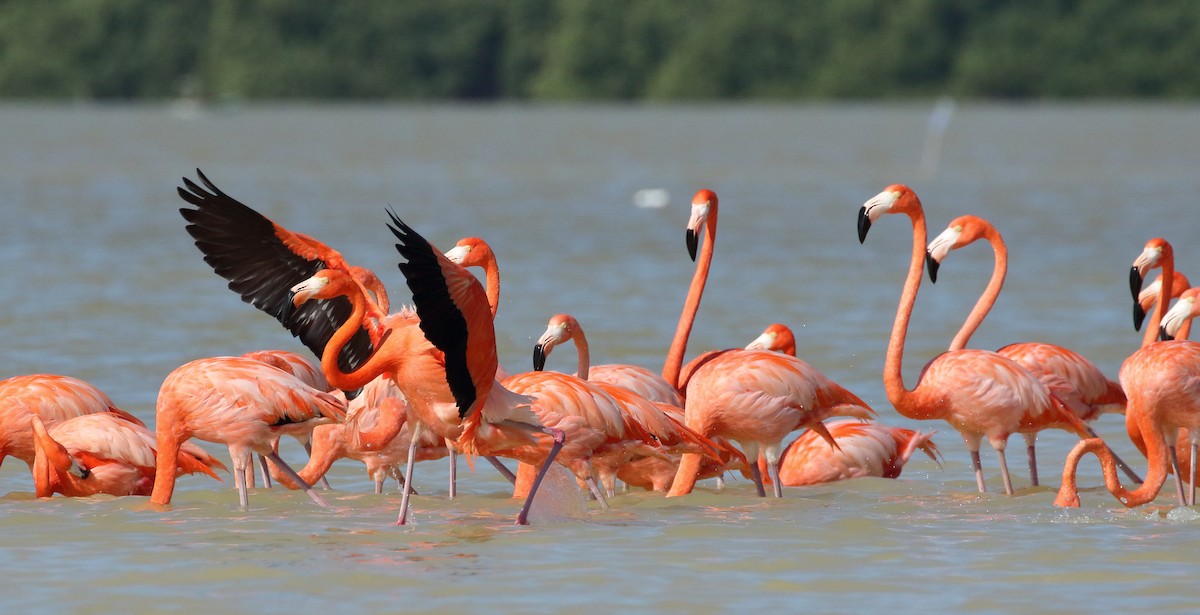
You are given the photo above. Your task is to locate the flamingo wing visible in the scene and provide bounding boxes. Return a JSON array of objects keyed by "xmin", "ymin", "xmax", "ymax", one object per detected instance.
[
  {"xmin": 387, "ymin": 210, "xmax": 497, "ymax": 420},
  {"xmin": 177, "ymin": 169, "xmax": 373, "ymax": 379}
]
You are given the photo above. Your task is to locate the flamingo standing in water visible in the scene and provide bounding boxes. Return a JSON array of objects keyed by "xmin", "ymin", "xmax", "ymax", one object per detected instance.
[
  {"xmin": 31, "ymin": 413, "xmax": 224, "ymax": 498},
  {"xmin": 0, "ymin": 374, "xmax": 143, "ymax": 474},
  {"xmin": 666, "ymin": 190, "xmax": 876, "ymax": 498},
  {"xmin": 924, "ymin": 214, "xmax": 1135, "ymax": 485},
  {"xmin": 286, "ymin": 212, "xmax": 567, "ymax": 525},
  {"xmin": 1056, "ymin": 282, "xmax": 1200, "ymax": 507},
  {"xmin": 531, "ymin": 313, "xmax": 742, "ymax": 493},
  {"xmin": 149, "ymin": 356, "xmax": 347, "ymax": 509},
  {"xmin": 858, "ymin": 185, "xmax": 1083, "ymax": 495}
]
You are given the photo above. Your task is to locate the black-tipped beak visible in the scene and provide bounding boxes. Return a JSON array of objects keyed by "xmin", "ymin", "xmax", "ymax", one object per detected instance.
[
  {"xmin": 1129, "ymin": 267, "xmax": 1144, "ymax": 302},
  {"xmin": 857, "ymin": 207, "xmax": 871, "ymax": 243},
  {"xmin": 533, "ymin": 343, "xmax": 547, "ymax": 371},
  {"xmin": 686, "ymin": 229, "xmax": 698, "ymax": 262},
  {"xmin": 1159, "ymin": 326, "xmax": 1173, "ymax": 342},
  {"xmin": 926, "ymin": 252, "xmax": 940, "ymax": 284},
  {"xmin": 280, "ymin": 290, "xmax": 298, "ymax": 322},
  {"xmin": 1133, "ymin": 302, "xmax": 1147, "ymax": 331}
]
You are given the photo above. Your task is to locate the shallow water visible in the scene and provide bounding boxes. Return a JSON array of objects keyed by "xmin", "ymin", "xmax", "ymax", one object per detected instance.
[{"xmin": 3, "ymin": 102, "xmax": 1200, "ymax": 612}]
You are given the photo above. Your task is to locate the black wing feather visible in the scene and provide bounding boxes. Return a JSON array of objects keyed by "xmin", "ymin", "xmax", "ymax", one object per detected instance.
[
  {"xmin": 386, "ymin": 209, "xmax": 476, "ymax": 419},
  {"xmin": 177, "ymin": 169, "xmax": 373, "ymax": 380}
]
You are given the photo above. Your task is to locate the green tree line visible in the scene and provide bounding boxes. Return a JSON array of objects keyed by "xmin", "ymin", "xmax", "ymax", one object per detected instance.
[{"xmin": 2, "ymin": 0, "xmax": 1199, "ymax": 101}]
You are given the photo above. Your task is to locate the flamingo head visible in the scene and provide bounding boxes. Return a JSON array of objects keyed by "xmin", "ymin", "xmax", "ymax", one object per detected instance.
[
  {"xmin": 858, "ymin": 184, "xmax": 917, "ymax": 243},
  {"xmin": 745, "ymin": 323, "xmax": 797, "ymax": 357},
  {"xmin": 533, "ymin": 313, "xmax": 578, "ymax": 371},
  {"xmin": 924, "ymin": 215, "xmax": 993, "ymax": 283},
  {"xmin": 30, "ymin": 416, "xmax": 89, "ymax": 496},
  {"xmin": 284, "ymin": 269, "xmax": 350, "ymax": 321},
  {"xmin": 1159, "ymin": 287, "xmax": 1200, "ymax": 341},
  {"xmin": 686, "ymin": 189, "xmax": 718, "ymax": 261},
  {"xmin": 1130, "ymin": 237, "xmax": 1173, "ymax": 328},
  {"xmin": 444, "ymin": 237, "xmax": 493, "ymax": 269}
]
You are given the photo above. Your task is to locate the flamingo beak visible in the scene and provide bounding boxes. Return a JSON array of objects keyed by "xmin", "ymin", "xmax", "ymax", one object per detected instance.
[
  {"xmin": 533, "ymin": 343, "xmax": 547, "ymax": 371},
  {"xmin": 1133, "ymin": 302, "xmax": 1147, "ymax": 331},
  {"xmin": 857, "ymin": 207, "xmax": 872, "ymax": 243},
  {"xmin": 686, "ymin": 228, "xmax": 698, "ymax": 261},
  {"xmin": 1129, "ymin": 267, "xmax": 1145, "ymax": 303},
  {"xmin": 925, "ymin": 251, "xmax": 941, "ymax": 284},
  {"xmin": 1159, "ymin": 326, "xmax": 1174, "ymax": 342}
]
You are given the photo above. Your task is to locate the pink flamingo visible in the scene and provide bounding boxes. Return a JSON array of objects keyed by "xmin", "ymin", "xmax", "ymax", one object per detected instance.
[
  {"xmin": 240, "ymin": 349, "xmax": 334, "ymax": 489},
  {"xmin": 775, "ymin": 419, "xmax": 942, "ymax": 486},
  {"xmin": 858, "ymin": 184, "xmax": 1083, "ymax": 495},
  {"xmin": 0, "ymin": 374, "xmax": 143, "ymax": 473},
  {"xmin": 149, "ymin": 356, "xmax": 347, "ymax": 509},
  {"xmin": 286, "ymin": 212, "xmax": 567, "ymax": 525},
  {"xmin": 31, "ymin": 413, "xmax": 224, "ymax": 498},
  {"xmin": 666, "ymin": 190, "xmax": 876, "ymax": 498},
  {"xmin": 744, "ymin": 323, "xmax": 797, "ymax": 356},
  {"xmin": 924, "ymin": 214, "xmax": 1134, "ymax": 485}
]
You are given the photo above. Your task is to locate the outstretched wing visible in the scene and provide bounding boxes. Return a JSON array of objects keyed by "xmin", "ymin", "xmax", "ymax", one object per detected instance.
[
  {"xmin": 386, "ymin": 210, "xmax": 497, "ymax": 420},
  {"xmin": 176, "ymin": 169, "xmax": 373, "ymax": 380}
]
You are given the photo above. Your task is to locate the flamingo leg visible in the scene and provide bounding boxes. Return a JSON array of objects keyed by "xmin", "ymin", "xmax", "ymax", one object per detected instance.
[
  {"xmin": 995, "ymin": 448, "xmax": 1015, "ymax": 496},
  {"xmin": 234, "ymin": 455, "xmax": 250, "ymax": 510},
  {"xmin": 585, "ymin": 476, "xmax": 610, "ymax": 509},
  {"xmin": 767, "ymin": 459, "xmax": 783, "ymax": 498},
  {"xmin": 266, "ymin": 451, "xmax": 329, "ymax": 508},
  {"xmin": 749, "ymin": 462, "xmax": 767, "ymax": 497},
  {"xmin": 397, "ymin": 422, "xmax": 422, "ymax": 525},
  {"xmin": 258, "ymin": 454, "xmax": 273, "ymax": 489},
  {"xmin": 1026, "ymin": 443, "xmax": 1039, "ymax": 487},
  {"xmin": 1190, "ymin": 439, "xmax": 1197, "ymax": 506},
  {"xmin": 513, "ymin": 426, "xmax": 567, "ymax": 525},
  {"xmin": 1169, "ymin": 444, "xmax": 1186, "ymax": 506},
  {"xmin": 447, "ymin": 443, "xmax": 457, "ymax": 499},
  {"xmin": 970, "ymin": 450, "xmax": 987, "ymax": 493},
  {"xmin": 486, "ymin": 456, "xmax": 517, "ymax": 485}
]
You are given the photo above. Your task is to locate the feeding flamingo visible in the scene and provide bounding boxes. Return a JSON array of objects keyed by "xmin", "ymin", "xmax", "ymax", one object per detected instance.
[
  {"xmin": 858, "ymin": 184, "xmax": 1083, "ymax": 495},
  {"xmin": 149, "ymin": 356, "xmax": 347, "ymax": 509},
  {"xmin": 666, "ymin": 190, "xmax": 876, "ymax": 498},
  {"xmin": 924, "ymin": 214, "xmax": 1135, "ymax": 485},
  {"xmin": 775, "ymin": 419, "xmax": 941, "ymax": 486},
  {"xmin": 31, "ymin": 413, "xmax": 224, "ymax": 498},
  {"xmin": 0, "ymin": 374, "xmax": 143, "ymax": 474}
]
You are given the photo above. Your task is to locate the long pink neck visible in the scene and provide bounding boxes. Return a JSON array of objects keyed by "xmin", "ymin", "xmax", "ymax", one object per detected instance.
[
  {"xmin": 883, "ymin": 207, "xmax": 928, "ymax": 418},
  {"xmin": 1058, "ymin": 415, "xmax": 1169, "ymax": 507},
  {"xmin": 949, "ymin": 226, "xmax": 1008, "ymax": 351},
  {"xmin": 320, "ymin": 287, "xmax": 394, "ymax": 392},
  {"xmin": 571, "ymin": 329, "xmax": 591, "ymax": 380},
  {"xmin": 1144, "ymin": 258, "xmax": 1176, "ymax": 348},
  {"xmin": 481, "ymin": 256, "xmax": 500, "ymax": 319},
  {"xmin": 662, "ymin": 208, "xmax": 717, "ymax": 389}
]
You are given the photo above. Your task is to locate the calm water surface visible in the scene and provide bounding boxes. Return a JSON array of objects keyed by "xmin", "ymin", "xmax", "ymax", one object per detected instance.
[{"xmin": 3, "ymin": 103, "xmax": 1200, "ymax": 613}]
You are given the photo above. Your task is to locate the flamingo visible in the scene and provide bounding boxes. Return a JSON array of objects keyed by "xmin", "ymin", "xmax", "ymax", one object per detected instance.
[
  {"xmin": 531, "ymin": 313, "xmax": 741, "ymax": 494},
  {"xmin": 1055, "ymin": 322, "xmax": 1200, "ymax": 507},
  {"xmin": 744, "ymin": 323, "xmax": 797, "ymax": 356},
  {"xmin": 924, "ymin": 214, "xmax": 1136, "ymax": 485},
  {"xmin": 666, "ymin": 190, "xmax": 876, "ymax": 498},
  {"xmin": 775, "ymin": 419, "xmax": 942, "ymax": 486},
  {"xmin": 273, "ymin": 375, "xmax": 448, "ymax": 494},
  {"xmin": 149, "ymin": 356, "xmax": 347, "ymax": 509},
  {"xmin": 0, "ymin": 374, "xmax": 144, "ymax": 473},
  {"xmin": 286, "ymin": 212, "xmax": 567, "ymax": 525},
  {"xmin": 857, "ymin": 184, "xmax": 1083, "ymax": 495},
  {"xmin": 31, "ymin": 413, "xmax": 224, "ymax": 498},
  {"xmin": 177, "ymin": 169, "xmax": 386, "ymax": 397}
]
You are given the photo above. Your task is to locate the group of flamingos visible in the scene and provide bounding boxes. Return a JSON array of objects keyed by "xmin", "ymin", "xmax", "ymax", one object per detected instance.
[{"xmin": 3, "ymin": 172, "xmax": 1198, "ymax": 525}]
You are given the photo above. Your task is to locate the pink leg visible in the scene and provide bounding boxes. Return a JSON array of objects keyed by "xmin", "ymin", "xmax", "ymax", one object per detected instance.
[{"xmin": 266, "ymin": 452, "xmax": 328, "ymax": 508}]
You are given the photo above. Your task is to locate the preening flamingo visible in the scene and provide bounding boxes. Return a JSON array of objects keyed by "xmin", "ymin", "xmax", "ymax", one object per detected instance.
[
  {"xmin": 149, "ymin": 356, "xmax": 347, "ymax": 509},
  {"xmin": 776, "ymin": 419, "xmax": 942, "ymax": 486},
  {"xmin": 0, "ymin": 374, "xmax": 143, "ymax": 473},
  {"xmin": 531, "ymin": 313, "xmax": 740, "ymax": 493},
  {"xmin": 286, "ymin": 212, "xmax": 566, "ymax": 525},
  {"xmin": 31, "ymin": 413, "xmax": 224, "ymax": 498},
  {"xmin": 240, "ymin": 349, "xmax": 334, "ymax": 489},
  {"xmin": 666, "ymin": 190, "xmax": 876, "ymax": 498},
  {"xmin": 925, "ymin": 214, "xmax": 1134, "ymax": 485},
  {"xmin": 858, "ymin": 185, "xmax": 1082, "ymax": 495},
  {"xmin": 745, "ymin": 323, "xmax": 797, "ymax": 356},
  {"xmin": 177, "ymin": 169, "xmax": 385, "ymax": 396}
]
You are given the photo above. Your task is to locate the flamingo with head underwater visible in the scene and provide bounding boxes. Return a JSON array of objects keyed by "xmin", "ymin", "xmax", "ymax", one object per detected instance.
[
  {"xmin": 858, "ymin": 185, "xmax": 1084, "ymax": 495},
  {"xmin": 665, "ymin": 189, "xmax": 876, "ymax": 499}
]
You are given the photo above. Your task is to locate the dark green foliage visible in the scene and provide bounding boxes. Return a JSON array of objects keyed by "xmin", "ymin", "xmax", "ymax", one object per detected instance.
[{"xmin": 1, "ymin": 0, "xmax": 1198, "ymax": 100}]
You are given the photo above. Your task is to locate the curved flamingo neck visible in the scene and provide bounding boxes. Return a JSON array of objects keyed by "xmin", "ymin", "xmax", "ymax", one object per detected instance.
[
  {"xmin": 884, "ymin": 206, "xmax": 927, "ymax": 417},
  {"xmin": 480, "ymin": 256, "xmax": 500, "ymax": 319},
  {"xmin": 570, "ymin": 328, "xmax": 591, "ymax": 380},
  {"xmin": 320, "ymin": 285, "xmax": 393, "ymax": 392},
  {"xmin": 949, "ymin": 225, "xmax": 1008, "ymax": 351},
  {"xmin": 1144, "ymin": 257, "xmax": 1176, "ymax": 348},
  {"xmin": 1058, "ymin": 426, "xmax": 1168, "ymax": 507},
  {"xmin": 662, "ymin": 206, "xmax": 717, "ymax": 389}
]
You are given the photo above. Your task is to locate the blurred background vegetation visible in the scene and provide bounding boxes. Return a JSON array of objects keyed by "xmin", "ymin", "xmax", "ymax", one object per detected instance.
[{"xmin": 2, "ymin": 0, "xmax": 1199, "ymax": 101}]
